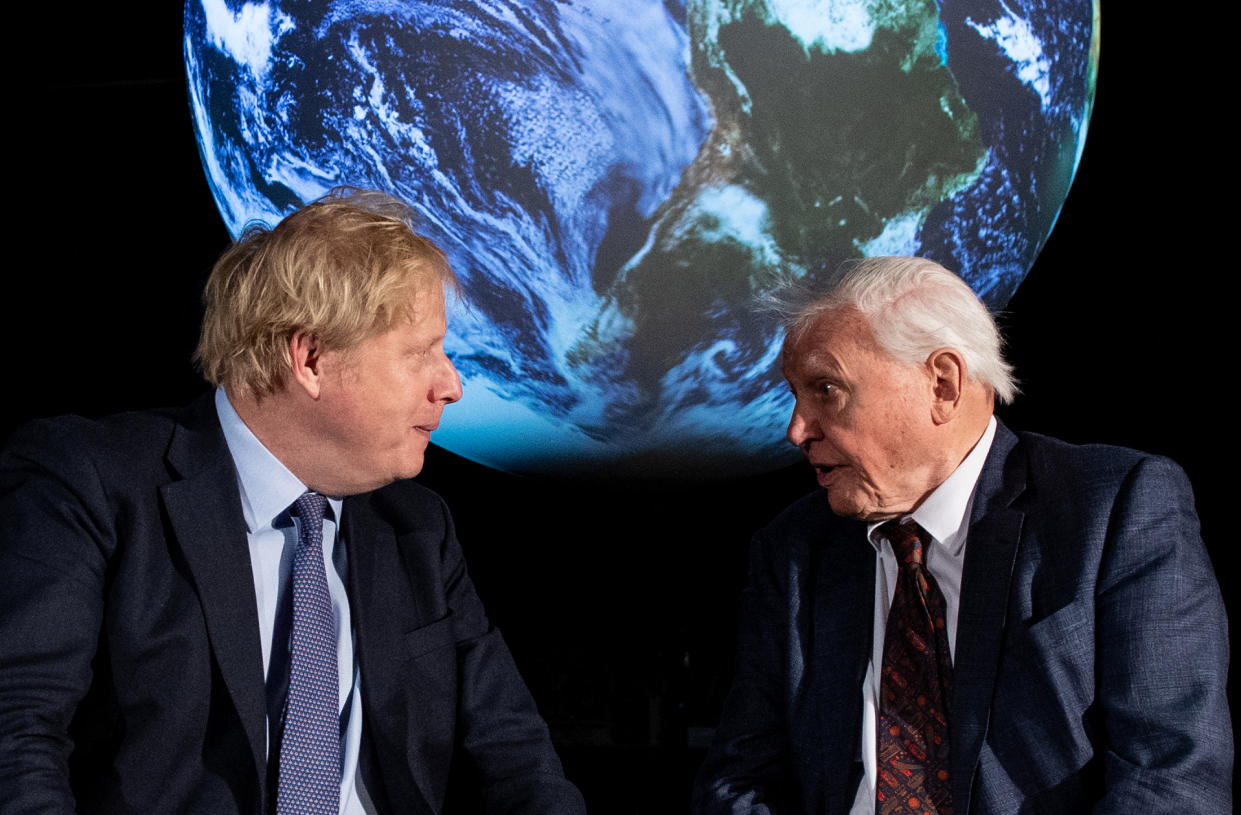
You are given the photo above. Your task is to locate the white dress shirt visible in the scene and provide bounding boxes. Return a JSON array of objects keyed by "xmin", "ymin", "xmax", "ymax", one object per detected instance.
[
  {"xmin": 848, "ymin": 416, "xmax": 997, "ymax": 814},
  {"xmin": 216, "ymin": 388, "xmax": 375, "ymax": 814}
]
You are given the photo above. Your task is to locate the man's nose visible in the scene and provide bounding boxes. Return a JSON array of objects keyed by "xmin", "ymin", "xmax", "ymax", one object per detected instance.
[
  {"xmin": 437, "ymin": 355, "xmax": 463, "ymax": 405},
  {"xmin": 786, "ymin": 403, "xmax": 819, "ymax": 449}
]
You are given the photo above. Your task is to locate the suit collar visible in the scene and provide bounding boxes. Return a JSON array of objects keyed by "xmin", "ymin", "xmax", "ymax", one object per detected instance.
[
  {"xmin": 965, "ymin": 419, "xmax": 1025, "ymax": 525},
  {"xmin": 161, "ymin": 393, "xmax": 270, "ymax": 802},
  {"xmin": 214, "ymin": 387, "xmax": 308, "ymax": 533},
  {"xmin": 951, "ymin": 418, "xmax": 1026, "ymax": 812}
]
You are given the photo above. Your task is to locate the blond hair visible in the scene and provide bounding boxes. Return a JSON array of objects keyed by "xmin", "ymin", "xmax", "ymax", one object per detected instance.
[{"xmin": 196, "ymin": 187, "xmax": 456, "ymax": 398}]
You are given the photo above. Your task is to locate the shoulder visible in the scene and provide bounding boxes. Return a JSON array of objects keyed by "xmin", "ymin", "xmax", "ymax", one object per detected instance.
[
  {"xmin": 756, "ymin": 488, "xmax": 867, "ymax": 564},
  {"xmin": 352, "ymin": 477, "xmax": 455, "ymax": 537},
  {"xmin": 6, "ymin": 406, "xmax": 183, "ymax": 449},
  {"xmin": 1012, "ymin": 426, "xmax": 1151, "ymax": 471},
  {"xmin": 762, "ymin": 489, "xmax": 836, "ymax": 540},
  {"xmin": 1006, "ymin": 427, "xmax": 1192, "ymax": 503},
  {"xmin": 992, "ymin": 426, "xmax": 1200, "ymax": 563},
  {"xmin": 1, "ymin": 402, "xmax": 201, "ymax": 493},
  {"xmin": 0, "ymin": 400, "xmax": 218, "ymax": 568}
]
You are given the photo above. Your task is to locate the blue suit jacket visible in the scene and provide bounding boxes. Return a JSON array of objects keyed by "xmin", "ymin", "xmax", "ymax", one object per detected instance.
[
  {"xmin": 693, "ymin": 421, "xmax": 1231, "ymax": 814},
  {"xmin": 0, "ymin": 395, "xmax": 586, "ymax": 814}
]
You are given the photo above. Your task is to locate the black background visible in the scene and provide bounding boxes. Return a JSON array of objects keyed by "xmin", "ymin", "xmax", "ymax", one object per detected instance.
[{"xmin": 9, "ymin": 4, "xmax": 1229, "ymax": 812}]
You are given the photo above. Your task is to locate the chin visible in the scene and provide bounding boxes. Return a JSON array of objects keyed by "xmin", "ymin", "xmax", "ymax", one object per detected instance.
[
  {"xmin": 396, "ymin": 457, "xmax": 426, "ymax": 481},
  {"xmin": 826, "ymin": 491, "xmax": 867, "ymax": 520},
  {"xmin": 406, "ymin": 449, "xmax": 430, "ymax": 477},
  {"xmin": 826, "ymin": 489, "xmax": 891, "ymax": 522},
  {"xmin": 388, "ymin": 442, "xmax": 430, "ymax": 481}
]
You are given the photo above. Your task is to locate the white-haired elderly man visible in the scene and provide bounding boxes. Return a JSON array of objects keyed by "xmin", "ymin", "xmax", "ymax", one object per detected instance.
[{"xmin": 693, "ymin": 257, "xmax": 1231, "ymax": 815}]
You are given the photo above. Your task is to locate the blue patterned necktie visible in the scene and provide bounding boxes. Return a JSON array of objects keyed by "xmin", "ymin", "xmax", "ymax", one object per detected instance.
[
  {"xmin": 276, "ymin": 491, "xmax": 339, "ymax": 815},
  {"xmin": 876, "ymin": 520, "xmax": 953, "ymax": 815}
]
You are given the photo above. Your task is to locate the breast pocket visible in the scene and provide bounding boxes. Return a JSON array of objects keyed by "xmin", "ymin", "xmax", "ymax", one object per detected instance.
[
  {"xmin": 404, "ymin": 612, "xmax": 456, "ymax": 660},
  {"xmin": 1013, "ymin": 601, "xmax": 1094, "ymax": 713}
]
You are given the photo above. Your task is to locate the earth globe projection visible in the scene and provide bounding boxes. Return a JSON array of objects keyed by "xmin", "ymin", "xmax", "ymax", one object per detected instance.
[{"xmin": 184, "ymin": 0, "xmax": 1099, "ymax": 478}]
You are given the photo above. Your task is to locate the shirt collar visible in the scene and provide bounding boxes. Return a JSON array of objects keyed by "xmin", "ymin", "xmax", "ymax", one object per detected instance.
[
  {"xmin": 867, "ymin": 415, "xmax": 997, "ymax": 553},
  {"xmin": 214, "ymin": 387, "xmax": 342, "ymax": 533}
]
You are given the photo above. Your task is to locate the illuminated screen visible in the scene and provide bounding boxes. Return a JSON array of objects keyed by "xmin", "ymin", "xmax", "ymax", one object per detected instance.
[{"xmin": 185, "ymin": 0, "xmax": 1098, "ymax": 477}]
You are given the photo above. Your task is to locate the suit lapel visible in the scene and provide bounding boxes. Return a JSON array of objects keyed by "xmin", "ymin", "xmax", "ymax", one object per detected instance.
[
  {"xmin": 951, "ymin": 421, "xmax": 1026, "ymax": 813},
  {"xmin": 344, "ymin": 494, "xmax": 438, "ymax": 815},
  {"xmin": 802, "ymin": 512, "xmax": 873, "ymax": 812},
  {"xmin": 160, "ymin": 396, "xmax": 269, "ymax": 800}
]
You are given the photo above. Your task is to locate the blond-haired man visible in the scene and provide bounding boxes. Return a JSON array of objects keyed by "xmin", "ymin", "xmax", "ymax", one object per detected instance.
[{"xmin": 0, "ymin": 189, "xmax": 585, "ymax": 814}]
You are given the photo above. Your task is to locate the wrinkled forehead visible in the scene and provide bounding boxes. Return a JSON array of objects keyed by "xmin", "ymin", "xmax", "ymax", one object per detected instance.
[{"xmin": 782, "ymin": 306, "xmax": 874, "ymax": 374}]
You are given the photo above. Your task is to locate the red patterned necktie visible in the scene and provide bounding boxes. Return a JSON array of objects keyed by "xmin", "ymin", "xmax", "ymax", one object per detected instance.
[{"xmin": 876, "ymin": 520, "xmax": 953, "ymax": 815}]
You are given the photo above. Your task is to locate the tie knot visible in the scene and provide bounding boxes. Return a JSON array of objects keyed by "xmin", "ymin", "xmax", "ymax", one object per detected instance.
[
  {"xmin": 882, "ymin": 519, "xmax": 929, "ymax": 569},
  {"xmin": 293, "ymin": 491, "xmax": 328, "ymax": 529}
]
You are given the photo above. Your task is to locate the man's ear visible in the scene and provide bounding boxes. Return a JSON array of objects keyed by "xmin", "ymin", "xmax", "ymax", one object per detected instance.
[
  {"xmin": 288, "ymin": 330, "xmax": 324, "ymax": 399},
  {"xmin": 926, "ymin": 347, "xmax": 966, "ymax": 424}
]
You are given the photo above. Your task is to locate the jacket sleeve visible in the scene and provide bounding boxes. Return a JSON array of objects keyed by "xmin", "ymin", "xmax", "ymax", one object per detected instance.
[
  {"xmin": 434, "ymin": 496, "xmax": 588, "ymax": 815},
  {"xmin": 1092, "ymin": 455, "xmax": 1232, "ymax": 814},
  {"xmin": 691, "ymin": 528, "xmax": 798, "ymax": 814},
  {"xmin": 0, "ymin": 420, "xmax": 113, "ymax": 814}
]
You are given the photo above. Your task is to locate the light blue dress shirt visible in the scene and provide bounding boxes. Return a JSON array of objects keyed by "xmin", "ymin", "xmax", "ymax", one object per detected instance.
[{"xmin": 215, "ymin": 388, "xmax": 373, "ymax": 814}]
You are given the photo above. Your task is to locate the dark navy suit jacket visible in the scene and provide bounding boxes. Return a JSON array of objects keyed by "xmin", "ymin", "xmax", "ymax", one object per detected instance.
[
  {"xmin": 0, "ymin": 395, "xmax": 586, "ymax": 814},
  {"xmin": 694, "ymin": 421, "xmax": 1231, "ymax": 814}
]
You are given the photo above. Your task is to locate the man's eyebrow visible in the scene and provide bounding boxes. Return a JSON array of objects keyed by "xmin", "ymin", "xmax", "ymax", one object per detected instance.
[{"xmin": 799, "ymin": 348, "xmax": 841, "ymax": 374}]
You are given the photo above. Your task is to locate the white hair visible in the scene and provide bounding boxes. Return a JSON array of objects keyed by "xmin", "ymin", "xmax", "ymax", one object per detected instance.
[{"xmin": 782, "ymin": 257, "xmax": 1018, "ymax": 404}]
